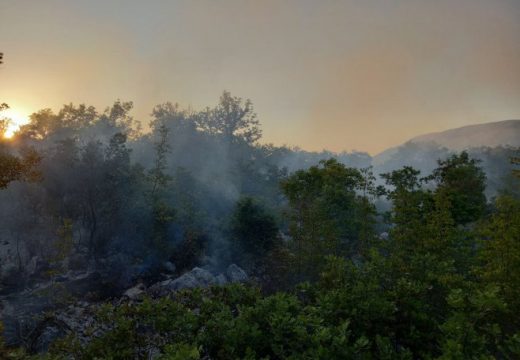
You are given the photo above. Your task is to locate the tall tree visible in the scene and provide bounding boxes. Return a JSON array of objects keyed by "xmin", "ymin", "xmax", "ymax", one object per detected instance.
[
  {"xmin": 281, "ymin": 159, "xmax": 372, "ymax": 280},
  {"xmin": 229, "ymin": 197, "xmax": 279, "ymax": 267},
  {"xmin": 195, "ymin": 91, "xmax": 261, "ymax": 145},
  {"xmin": 426, "ymin": 151, "xmax": 486, "ymax": 225},
  {"xmin": 148, "ymin": 119, "xmax": 174, "ymax": 258}
]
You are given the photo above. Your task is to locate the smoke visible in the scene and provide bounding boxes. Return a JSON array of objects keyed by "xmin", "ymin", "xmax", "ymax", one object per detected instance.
[{"xmin": 1, "ymin": 0, "xmax": 519, "ymax": 154}]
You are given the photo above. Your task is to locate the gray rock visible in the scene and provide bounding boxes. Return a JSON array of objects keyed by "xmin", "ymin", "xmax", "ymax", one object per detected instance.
[
  {"xmin": 148, "ymin": 267, "xmax": 216, "ymax": 296},
  {"xmin": 123, "ymin": 283, "xmax": 145, "ymax": 300},
  {"xmin": 225, "ymin": 264, "xmax": 248, "ymax": 283},
  {"xmin": 215, "ymin": 274, "xmax": 228, "ymax": 285},
  {"xmin": 170, "ymin": 267, "xmax": 216, "ymax": 290},
  {"xmin": 162, "ymin": 261, "xmax": 176, "ymax": 273}
]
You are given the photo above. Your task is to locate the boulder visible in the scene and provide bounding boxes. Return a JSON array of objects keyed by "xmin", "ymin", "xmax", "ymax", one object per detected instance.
[
  {"xmin": 169, "ymin": 267, "xmax": 216, "ymax": 290},
  {"xmin": 148, "ymin": 267, "xmax": 216, "ymax": 296},
  {"xmin": 215, "ymin": 274, "xmax": 228, "ymax": 286},
  {"xmin": 123, "ymin": 283, "xmax": 145, "ymax": 300},
  {"xmin": 225, "ymin": 264, "xmax": 248, "ymax": 283},
  {"xmin": 162, "ymin": 261, "xmax": 176, "ymax": 273}
]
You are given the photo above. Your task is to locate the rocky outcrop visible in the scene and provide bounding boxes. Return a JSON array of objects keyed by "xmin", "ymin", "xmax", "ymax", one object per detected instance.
[
  {"xmin": 147, "ymin": 264, "xmax": 248, "ymax": 297},
  {"xmin": 0, "ymin": 271, "xmax": 102, "ymax": 347},
  {"xmin": 123, "ymin": 283, "xmax": 146, "ymax": 300},
  {"xmin": 1, "ymin": 264, "xmax": 249, "ymax": 352},
  {"xmin": 226, "ymin": 264, "xmax": 248, "ymax": 283},
  {"xmin": 148, "ymin": 267, "xmax": 216, "ymax": 296}
]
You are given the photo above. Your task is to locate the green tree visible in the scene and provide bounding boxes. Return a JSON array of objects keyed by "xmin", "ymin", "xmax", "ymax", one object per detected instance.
[
  {"xmin": 0, "ymin": 146, "xmax": 41, "ymax": 189},
  {"xmin": 427, "ymin": 151, "xmax": 486, "ymax": 224},
  {"xmin": 478, "ymin": 195, "xmax": 520, "ymax": 322},
  {"xmin": 148, "ymin": 118, "xmax": 174, "ymax": 258},
  {"xmin": 281, "ymin": 159, "xmax": 372, "ymax": 280},
  {"xmin": 512, "ymin": 148, "xmax": 520, "ymax": 179},
  {"xmin": 229, "ymin": 197, "xmax": 279, "ymax": 267},
  {"xmin": 381, "ymin": 162, "xmax": 478, "ymax": 356},
  {"xmin": 195, "ymin": 91, "xmax": 261, "ymax": 145},
  {"xmin": 0, "ymin": 104, "xmax": 41, "ymax": 189}
]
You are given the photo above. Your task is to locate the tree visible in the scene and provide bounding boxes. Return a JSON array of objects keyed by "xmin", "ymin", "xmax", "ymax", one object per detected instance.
[
  {"xmin": 426, "ymin": 151, "xmax": 486, "ymax": 224},
  {"xmin": 148, "ymin": 118, "xmax": 174, "ymax": 258},
  {"xmin": 195, "ymin": 91, "xmax": 261, "ymax": 145},
  {"xmin": 281, "ymin": 159, "xmax": 372, "ymax": 280},
  {"xmin": 380, "ymin": 162, "xmax": 478, "ymax": 356},
  {"xmin": 0, "ymin": 147, "xmax": 41, "ymax": 189},
  {"xmin": 230, "ymin": 197, "xmax": 279, "ymax": 266},
  {"xmin": 512, "ymin": 149, "xmax": 520, "ymax": 179},
  {"xmin": 478, "ymin": 195, "xmax": 520, "ymax": 321},
  {"xmin": 0, "ymin": 98, "xmax": 41, "ymax": 190}
]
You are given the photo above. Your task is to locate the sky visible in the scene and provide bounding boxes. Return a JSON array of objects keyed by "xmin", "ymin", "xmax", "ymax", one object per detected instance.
[{"xmin": 0, "ymin": 0, "xmax": 519, "ymax": 154}]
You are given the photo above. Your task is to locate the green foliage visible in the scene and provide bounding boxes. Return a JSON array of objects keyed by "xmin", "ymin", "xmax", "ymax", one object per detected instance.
[
  {"xmin": 510, "ymin": 149, "xmax": 520, "ymax": 179},
  {"xmin": 148, "ymin": 119, "xmax": 175, "ymax": 258},
  {"xmin": 439, "ymin": 285, "xmax": 507, "ymax": 359},
  {"xmin": 160, "ymin": 343, "xmax": 200, "ymax": 360},
  {"xmin": 195, "ymin": 90, "xmax": 262, "ymax": 145},
  {"xmin": 229, "ymin": 197, "xmax": 279, "ymax": 267},
  {"xmin": 6, "ymin": 190, "xmax": 520, "ymax": 359},
  {"xmin": 45, "ymin": 283, "xmax": 404, "ymax": 359},
  {"xmin": 281, "ymin": 159, "xmax": 376, "ymax": 280},
  {"xmin": 0, "ymin": 146, "xmax": 41, "ymax": 189},
  {"xmin": 427, "ymin": 151, "xmax": 487, "ymax": 224},
  {"xmin": 478, "ymin": 195, "xmax": 520, "ymax": 321}
]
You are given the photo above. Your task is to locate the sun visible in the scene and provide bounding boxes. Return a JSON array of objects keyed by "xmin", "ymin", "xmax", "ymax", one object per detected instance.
[{"xmin": 1, "ymin": 108, "xmax": 30, "ymax": 138}]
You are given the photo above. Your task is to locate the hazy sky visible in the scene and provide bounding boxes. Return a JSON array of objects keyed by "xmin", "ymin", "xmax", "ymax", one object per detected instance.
[{"xmin": 1, "ymin": 0, "xmax": 519, "ymax": 153}]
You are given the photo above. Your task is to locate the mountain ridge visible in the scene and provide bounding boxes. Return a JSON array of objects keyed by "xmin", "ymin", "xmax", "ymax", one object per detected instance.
[
  {"xmin": 409, "ymin": 119, "xmax": 520, "ymax": 149},
  {"xmin": 373, "ymin": 119, "xmax": 520, "ymax": 166}
]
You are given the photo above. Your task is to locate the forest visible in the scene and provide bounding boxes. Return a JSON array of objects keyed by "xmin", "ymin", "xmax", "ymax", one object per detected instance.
[{"xmin": 0, "ymin": 92, "xmax": 519, "ymax": 359}]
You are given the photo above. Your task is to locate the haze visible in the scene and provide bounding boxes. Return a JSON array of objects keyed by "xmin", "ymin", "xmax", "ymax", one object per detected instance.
[{"xmin": 1, "ymin": 0, "xmax": 519, "ymax": 153}]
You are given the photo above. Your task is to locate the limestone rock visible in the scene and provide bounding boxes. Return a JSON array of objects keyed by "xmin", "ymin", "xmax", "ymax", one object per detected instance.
[{"xmin": 225, "ymin": 264, "xmax": 248, "ymax": 283}]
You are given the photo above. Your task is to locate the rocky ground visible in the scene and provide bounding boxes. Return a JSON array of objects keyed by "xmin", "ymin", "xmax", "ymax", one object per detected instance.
[{"xmin": 0, "ymin": 257, "xmax": 248, "ymax": 354}]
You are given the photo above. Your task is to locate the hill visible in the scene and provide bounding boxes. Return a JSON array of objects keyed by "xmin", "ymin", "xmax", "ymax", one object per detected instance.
[{"xmin": 409, "ymin": 119, "xmax": 520, "ymax": 150}]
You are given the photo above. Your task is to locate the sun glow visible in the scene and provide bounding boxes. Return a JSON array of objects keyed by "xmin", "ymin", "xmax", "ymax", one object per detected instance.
[{"xmin": 1, "ymin": 108, "xmax": 29, "ymax": 138}]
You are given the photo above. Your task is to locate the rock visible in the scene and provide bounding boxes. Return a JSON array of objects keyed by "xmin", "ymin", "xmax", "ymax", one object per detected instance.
[
  {"xmin": 170, "ymin": 267, "xmax": 216, "ymax": 290},
  {"xmin": 162, "ymin": 261, "xmax": 176, "ymax": 273},
  {"xmin": 148, "ymin": 267, "xmax": 216, "ymax": 296},
  {"xmin": 215, "ymin": 274, "xmax": 228, "ymax": 285},
  {"xmin": 123, "ymin": 283, "xmax": 145, "ymax": 300},
  {"xmin": 225, "ymin": 264, "xmax": 248, "ymax": 283}
]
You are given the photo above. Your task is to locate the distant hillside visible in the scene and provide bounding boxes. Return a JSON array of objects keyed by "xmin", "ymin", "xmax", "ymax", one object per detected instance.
[
  {"xmin": 374, "ymin": 120, "xmax": 520, "ymax": 166},
  {"xmin": 371, "ymin": 120, "xmax": 520, "ymax": 197},
  {"xmin": 409, "ymin": 119, "xmax": 520, "ymax": 150}
]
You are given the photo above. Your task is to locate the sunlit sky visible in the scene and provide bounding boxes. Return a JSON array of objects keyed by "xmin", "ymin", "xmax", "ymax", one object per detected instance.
[{"xmin": 1, "ymin": 0, "xmax": 519, "ymax": 153}]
